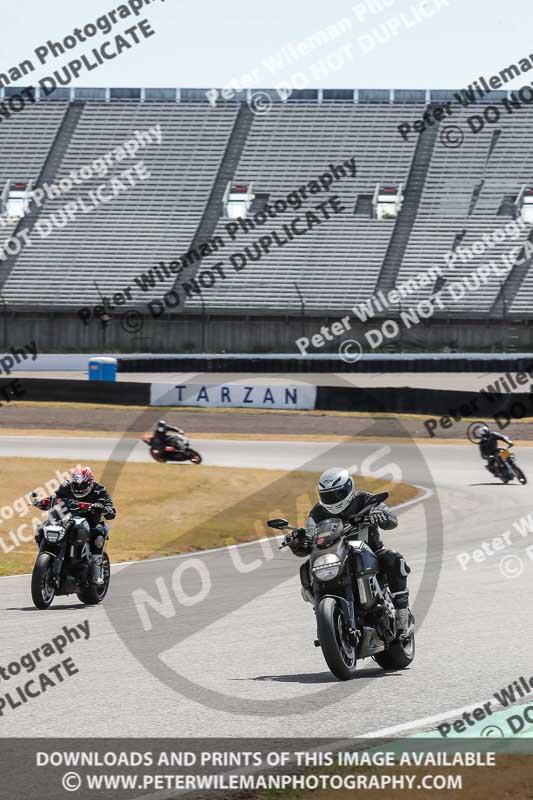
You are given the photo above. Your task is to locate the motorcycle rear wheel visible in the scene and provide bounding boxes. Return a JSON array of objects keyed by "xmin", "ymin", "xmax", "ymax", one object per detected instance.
[
  {"xmin": 373, "ymin": 612, "xmax": 415, "ymax": 670},
  {"xmin": 77, "ymin": 553, "xmax": 111, "ymax": 605},
  {"xmin": 316, "ymin": 597, "xmax": 358, "ymax": 680},
  {"xmin": 31, "ymin": 553, "xmax": 56, "ymax": 609}
]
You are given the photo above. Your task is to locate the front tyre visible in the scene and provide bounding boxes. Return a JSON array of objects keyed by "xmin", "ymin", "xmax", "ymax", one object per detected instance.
[
  {"xmin": 187, "ymin": 449, "xmax": 202, "ymax": 464},
  {"xmin": 77, "ymin": 553, "xmax": 111, "ymax": 605},
  {"xmin": 316, "ymin": 597, "xmax": 357, "ymax": 680},
  {"xmin": 31, "ymin": 553, "xmax": 56, "ymax": 609},
  {"xmin": 512, "ymin": 464, "xmax": 527, "ymax": 485}
]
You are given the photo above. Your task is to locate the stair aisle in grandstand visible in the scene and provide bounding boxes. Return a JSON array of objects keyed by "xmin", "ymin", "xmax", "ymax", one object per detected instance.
[
  {"xmin": 182, "ymin": 102, "xmax": 424, "ymax": 315},
  {"xmin": 395, "ymin": 104, "xmax": 533, "ymax": 318},
  {"xmin": 178, "ymin": 103, "xmax": 255, "ymax": 283},
  {"xmin": 0, "ymin": 101, "xmax": 86, "ymax": 291},
  {"xmin": 376, "ymin": 103, "xmax": 441, "ymax": 294},
  {"xmin": 0, "ymin": 101, "xmax": 68, "ymax": 286}
]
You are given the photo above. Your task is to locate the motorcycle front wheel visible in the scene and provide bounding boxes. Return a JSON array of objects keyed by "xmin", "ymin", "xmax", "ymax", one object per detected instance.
[
  {"xmin": 512, "ymin": 463, "xmax": 527, "ymax": 485},
  {"xmin": 31, "ymin": 553, "xmax": 56, "ymax": 609},
  {"xmin": 77, "ymin": 553, "xmax": 111, "ymax": 605},
  {"xmin": 186, "ymin": 449, "xmax": 203, "ymax": 464},
  {"xmin": 497, "ymin": 459, "xmax": 513, "ymax": 483},
  {"xmin": 316, "ymin": 597, "xmax": 358, "ymax": 680}
]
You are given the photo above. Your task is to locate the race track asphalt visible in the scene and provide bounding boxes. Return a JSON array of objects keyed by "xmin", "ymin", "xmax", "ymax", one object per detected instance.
[{"xmin": 1, "ymin": 438, "xmax": 532, "ymax": 738}]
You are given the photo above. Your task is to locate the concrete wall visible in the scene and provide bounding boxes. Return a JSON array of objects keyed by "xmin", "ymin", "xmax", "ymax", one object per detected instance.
[{"xmin": 1, "ymin": 311, "xmax": 531, "ymax": 354}]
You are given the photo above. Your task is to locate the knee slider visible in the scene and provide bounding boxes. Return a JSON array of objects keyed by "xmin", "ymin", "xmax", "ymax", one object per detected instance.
[
  {"xmin": 399, "ymin": 557, "xmax": 410, "ymax": 577},
  {"xmin": 381, "ymin": 549, "xmax": 400, "ymax": 569}
]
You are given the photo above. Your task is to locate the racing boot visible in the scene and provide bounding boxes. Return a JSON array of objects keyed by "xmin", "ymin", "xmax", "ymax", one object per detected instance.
[
  {"xmin": 89, "ymin": 554, "xmax": 104, "ymax": 586},
  {"xmin": 391, "ymin": 591, "xmax": 410, "ymax": 636}
]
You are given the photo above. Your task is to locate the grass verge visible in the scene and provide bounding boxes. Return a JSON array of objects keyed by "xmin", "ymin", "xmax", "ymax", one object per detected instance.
[{"xmin": 0, "ymin": 458, "xmax": 417, "ymax": 576}]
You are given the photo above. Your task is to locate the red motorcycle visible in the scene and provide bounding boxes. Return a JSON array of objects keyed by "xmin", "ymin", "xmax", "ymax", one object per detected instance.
[{"xmin": 142, "ymin": 433, "xmax": 202, "ymax": 465}]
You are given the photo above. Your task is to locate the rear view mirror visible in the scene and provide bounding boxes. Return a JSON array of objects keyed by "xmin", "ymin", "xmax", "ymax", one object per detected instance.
[
  {"xmin": 356, "ymin": 492, "xmax": 391, "ymax": 518},
  {"xmin": 267, "ymin": 518, "xmax": 288, "ymax": 530},
  {"xmin": 373, "ymin": 492, "xmax": 389, "ymax": 504}
]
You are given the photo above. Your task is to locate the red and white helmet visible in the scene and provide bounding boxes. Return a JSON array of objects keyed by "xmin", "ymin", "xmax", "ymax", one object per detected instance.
[{"xmin": 69, "ymin": 465, "xmax": 95, "ymax": 498}]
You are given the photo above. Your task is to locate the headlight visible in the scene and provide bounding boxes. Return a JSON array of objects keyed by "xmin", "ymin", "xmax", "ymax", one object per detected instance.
[
  {"xmin": 44, "ymin": 526, "xmax": 65, "ymax": 543},
  {"xmin": 312, "ymin": 553, "xmax": 341, "ymax": 581}
]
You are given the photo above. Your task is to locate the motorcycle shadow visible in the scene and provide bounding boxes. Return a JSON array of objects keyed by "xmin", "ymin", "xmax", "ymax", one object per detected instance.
[
  {"xmin": 468, "ymin": 482, "xmax": 516, "ymax": 486},
  {"xmin": 7, "ymin": 603, "xmax": 88, "ymax": 612},
  {"xmin": 250, "ymin": 667, "xmax": 401, "ymax": 684}
]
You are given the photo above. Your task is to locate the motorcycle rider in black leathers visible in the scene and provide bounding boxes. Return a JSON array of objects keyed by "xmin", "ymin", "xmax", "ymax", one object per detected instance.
[
  {"xmin": 32, "ymin": 465, "xmax": 115, "ymax": 585},
  {"xmin": 152, "ymin": 419, "xmax": 187, "ymax": 457},
  {"xmin": 477, "ymin": 425, "xmax": 513, "ymax": 474},
  {"xmin": 288, "ymin": 467, "xmax": 411, "ymax": 634}
]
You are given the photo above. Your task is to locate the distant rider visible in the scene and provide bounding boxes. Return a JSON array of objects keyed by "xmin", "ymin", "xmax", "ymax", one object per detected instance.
[
  {"xmin": 32, "ymin": 465, "xmax": 116, "ymax": 585},
  {"xmin": 477, "ymin": 425, "xmax": 513, "ymax": 473},
  {"xmin": 152, "ymin": 419, "xmax": 187, "ymax": 457},
  {"xmin": 288, "ymin": 468, "xmax": 411, "ymax": 634}
]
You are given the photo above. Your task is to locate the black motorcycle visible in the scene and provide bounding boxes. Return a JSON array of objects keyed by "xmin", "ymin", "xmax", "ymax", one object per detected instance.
[
  {"xmin": 489, "ymin": 446, "xmax": 527, "ymax": 485},
  {"xmin": 142, "ymin": 433, "xmax": 202, "ymax": 464},
  {"xmin": 268, "ymin": 492, "xmax": 415, "ymax": 681},
  {"xmin": 31, "ymin": 496, "xmax": 111, "ymax": 609}
]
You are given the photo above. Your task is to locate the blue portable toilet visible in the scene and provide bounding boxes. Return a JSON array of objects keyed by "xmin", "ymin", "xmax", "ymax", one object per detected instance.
[{"xmin": 88, "ymin": 357, "xmax": 118, "ymax": 382}]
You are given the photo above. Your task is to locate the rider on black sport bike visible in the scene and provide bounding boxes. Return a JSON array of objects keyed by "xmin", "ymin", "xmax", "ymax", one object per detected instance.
[
  {"xmin": 288, "ymin": 468, "xmax": 411, "ymax": 634},
  {"xmin": 33, "ymin": 465, "xmax": 116, "ymax": 585},
  {"xmin": 152, "ymin": 419, "xmax": 187, "ymax": 458},
  {"xmin": 477, "ymin": 425, "xmax": 513, "ymax": 475}
]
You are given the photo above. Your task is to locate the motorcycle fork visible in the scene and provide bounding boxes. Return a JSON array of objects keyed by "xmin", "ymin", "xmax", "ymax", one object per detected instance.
[
  {"xmin": 50, "ymin": 549, "xmax": 65, "ymax": 584},
  {"xmin": 316, "ymin": 577, "xmax": 357, "ymax": 640}
]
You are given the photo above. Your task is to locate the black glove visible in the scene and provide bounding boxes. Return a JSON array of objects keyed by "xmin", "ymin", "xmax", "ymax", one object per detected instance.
[
  {"xmin": 63, "ymin": 498, "xmax": 80, "ymax": 510},
  {"xmin": 368, "ymin": 509, "xmax": 388, "ymax": 527},
  {"xmin": 283, "ymin": 529, "xmax": 305, "ymax": 548},
  {"xmin": 91, "ymin": 502, "xmax": 105, "ymax": 514}
]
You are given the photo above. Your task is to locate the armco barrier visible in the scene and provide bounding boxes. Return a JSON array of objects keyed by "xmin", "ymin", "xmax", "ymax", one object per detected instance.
[
  {"xmin": 4, "ymin": 378, "xmax": 533, "ymax": 419},
  {"xmin": 0, "ymin": 378, "xmax": 150, "ymax": 405},
  {"xmin": 117, "ymin": 354, "xmax": 533, "ymax": 373},
  {"xmin": 316, "ymin": 385, "xmax": 533, "ymax": 418}
]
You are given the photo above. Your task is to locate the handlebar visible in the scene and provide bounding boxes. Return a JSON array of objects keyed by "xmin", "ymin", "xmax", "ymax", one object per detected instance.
[
  {"xmin": 277, "ymin": 516, "xmax": 375, "ymax": 550},
  {"xmin": 30, "ymin": 494, "xmax": 99, "ymax": 513},
  {"xmin": 278, "ymin": 528, "xmax": 305, "ymax": 550}
]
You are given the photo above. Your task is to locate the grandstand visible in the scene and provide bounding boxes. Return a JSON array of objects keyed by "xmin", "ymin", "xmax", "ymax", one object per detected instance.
[
  {"xmin": 0, "ymin": 87, "xmax": 532, "ymax": 353},
  {"xmin": 1, "ymin": 102, "xmax": 238, "ymax": 305}
]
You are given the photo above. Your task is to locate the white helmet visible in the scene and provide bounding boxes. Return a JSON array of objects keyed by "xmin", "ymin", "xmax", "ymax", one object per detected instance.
[{"xmin": 318, "ymin": 468, "xmax": 355, "ymax": 515}]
